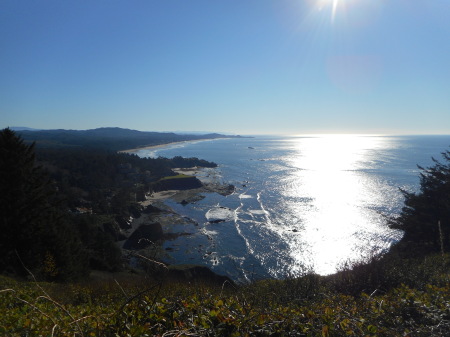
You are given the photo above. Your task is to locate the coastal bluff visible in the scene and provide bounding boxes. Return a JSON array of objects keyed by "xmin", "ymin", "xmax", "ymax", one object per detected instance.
[{"xmin": 152, "ymin": 174, "xmax": 203, "ymax": 192}]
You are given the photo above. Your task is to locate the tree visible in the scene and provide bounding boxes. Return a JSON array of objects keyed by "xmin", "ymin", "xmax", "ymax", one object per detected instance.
[
  {"xmin": 0, "ymin": 128, "xmax": 88, "ymax": 280},
  {"xmin": 390, "ymin": 149, "xmax": 450, "ymax": 254}
]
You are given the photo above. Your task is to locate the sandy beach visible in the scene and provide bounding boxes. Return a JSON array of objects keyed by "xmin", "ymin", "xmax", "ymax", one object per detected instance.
[{"xmin": 119, "ymin": 139, "xmax": 214, "ymax": 154}]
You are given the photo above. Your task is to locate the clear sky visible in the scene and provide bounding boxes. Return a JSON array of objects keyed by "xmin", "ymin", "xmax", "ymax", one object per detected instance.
[{"xmin": 1, "ymin": 0, "xmax": 449, "ymax": 135}]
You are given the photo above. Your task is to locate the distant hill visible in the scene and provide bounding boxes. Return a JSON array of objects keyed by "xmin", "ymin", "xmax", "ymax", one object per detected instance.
[
  {"xmin": 15, "ymin": 127, "xmax": 243, "ymax": 151},
  {"xmin": 10, "ymin": 127, "xmax": 42, "ymax": 131}
]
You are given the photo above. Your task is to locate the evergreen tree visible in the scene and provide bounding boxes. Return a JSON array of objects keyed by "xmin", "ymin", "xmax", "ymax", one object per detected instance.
[
  {"xmin": 390, "ymin": 149, "xmax": 450, "ymax": 254},
  {"xmin": 0, "ymin": 128, "xmax": 88, "ymax": 280}
]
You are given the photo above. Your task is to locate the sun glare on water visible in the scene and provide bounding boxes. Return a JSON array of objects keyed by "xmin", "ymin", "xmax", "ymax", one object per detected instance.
[{"xmin": 281, "ymin": 135, "xmax": 401, "ymax": 275}]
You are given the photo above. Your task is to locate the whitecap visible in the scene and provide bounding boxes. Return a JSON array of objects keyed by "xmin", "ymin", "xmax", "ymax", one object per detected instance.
[
  {"xmin": 239, "ymin": 194, "xmax": 253, "ymax": 199},
  {"xmin": 249, "ymin": 210, "xmax": 266, "ymax": 215},
  {"xmin": 201, "ymin": 228, "xmax": 218, "ymax": 235}
]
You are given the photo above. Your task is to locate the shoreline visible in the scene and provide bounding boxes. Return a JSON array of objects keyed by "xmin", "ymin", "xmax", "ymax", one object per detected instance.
[
  {"xmin": 119, "ymin": 138, "xmax": 219, "ymax": 154},
  {"xmin": 121, "ymin": 166, "xmax": 235, "ymax": 266}
]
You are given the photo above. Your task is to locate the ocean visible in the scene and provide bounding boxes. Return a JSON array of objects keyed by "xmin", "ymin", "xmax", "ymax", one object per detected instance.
[{"xmin": 133, "ymin": 135, "xmax": 450, "ymax": 282}]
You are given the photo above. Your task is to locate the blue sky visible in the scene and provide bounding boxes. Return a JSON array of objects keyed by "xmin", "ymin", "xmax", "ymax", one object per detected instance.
[{"xmin": 1, "ymin": 0, "xmax": 449, "ymax": 135}]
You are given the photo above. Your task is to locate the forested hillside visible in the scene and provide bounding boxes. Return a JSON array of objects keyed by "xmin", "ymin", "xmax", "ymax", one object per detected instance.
[
  {"xmin": 15, "ymin": 127, "xmax": 240, "ymax": 151},
  {"xmin": 0, "ymin": 128, "xmax": 219, "ymax": 280}
]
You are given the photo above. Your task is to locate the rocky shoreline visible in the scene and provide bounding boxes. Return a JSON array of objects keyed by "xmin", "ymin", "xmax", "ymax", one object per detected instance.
[{"xmin": 117, "ymin": 167, "xmax": 235, "ymax": 282}]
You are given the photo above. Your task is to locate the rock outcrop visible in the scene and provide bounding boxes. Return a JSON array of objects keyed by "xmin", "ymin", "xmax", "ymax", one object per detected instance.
[{"xmin": 123, "ymin": 222, "xmax": 164, "ymax": 250}]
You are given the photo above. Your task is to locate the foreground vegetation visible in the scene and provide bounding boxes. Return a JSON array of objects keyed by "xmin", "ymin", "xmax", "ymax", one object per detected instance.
[{"xmin": 1, "ymin": 252, "xmax": 449, "ymax": 336}]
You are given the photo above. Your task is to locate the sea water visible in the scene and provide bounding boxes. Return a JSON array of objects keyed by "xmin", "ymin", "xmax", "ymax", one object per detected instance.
[{"xmin": 133, "ymin": 135, "xmax": 450, "ymax": 282}]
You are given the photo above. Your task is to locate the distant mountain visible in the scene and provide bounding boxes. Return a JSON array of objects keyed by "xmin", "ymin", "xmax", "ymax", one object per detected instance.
[
  {"xmin": 10, "ymin": 127, "xmax": 42, "ymax": 131},
  {"xmin": 15, "ymin": 127, "xmax": 243, "ymax": 151}
]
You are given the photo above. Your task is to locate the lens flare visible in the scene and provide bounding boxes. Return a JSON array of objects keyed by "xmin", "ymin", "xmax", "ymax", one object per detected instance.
[{"xmin": 317, "ymin": 0, "xmax": 349, "ymax": 22}]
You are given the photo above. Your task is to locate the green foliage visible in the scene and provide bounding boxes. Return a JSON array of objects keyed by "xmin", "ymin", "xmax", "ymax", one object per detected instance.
[
  {"xmin": 390, "ymin": 149, "xmax": 450, "ymax": 254},
  {"xmin": 68, "ymin": 214, "xmax": 122, "ymax": 272},
  {"xmin": 0, "ymin": 128, "xmax": 88, "ymax": 281},
  {"xmin": 328, "ymin": 253, "xmax": 450, "ymax": 296},
  {"xmin": 167, "ymin": 155, "xmax": 218, "ymax": 169},
  {"xmin": 35, "ymin": 148, "xmax": 216, "ymax": 213},
  {"xmin": 1, "ymin": 255, "xmax": 449, "ymax": 337}
]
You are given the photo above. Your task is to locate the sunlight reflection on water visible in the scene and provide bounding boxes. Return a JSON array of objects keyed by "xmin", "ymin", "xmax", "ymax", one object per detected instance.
[{"xmin": 276, "ymin": 135, "xmax": 403, "ymax": 274}]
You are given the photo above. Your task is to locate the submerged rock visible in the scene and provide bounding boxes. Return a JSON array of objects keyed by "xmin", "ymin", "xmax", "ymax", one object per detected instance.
[{"xmin": 208, "ymin": 219, "xmax": 225, "ymax": 224}]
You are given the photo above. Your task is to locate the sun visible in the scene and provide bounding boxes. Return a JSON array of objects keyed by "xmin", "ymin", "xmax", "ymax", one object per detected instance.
[{"xmin": 317, "ymin": 0, "xmax": 348, "ymax": 22}]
